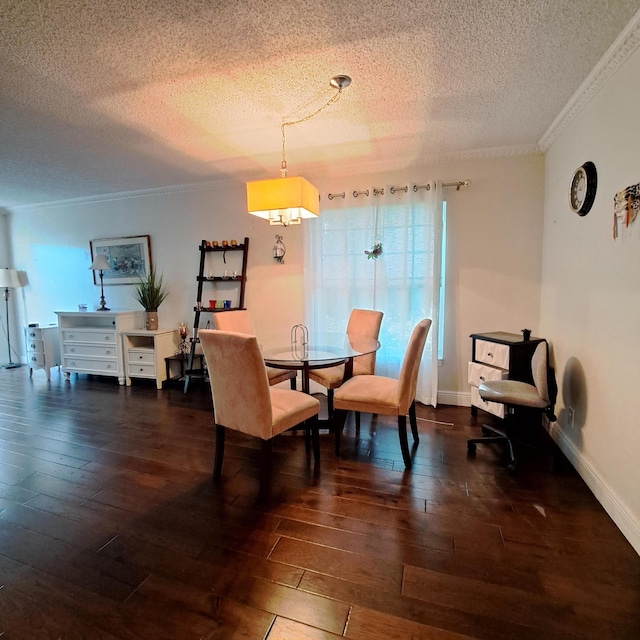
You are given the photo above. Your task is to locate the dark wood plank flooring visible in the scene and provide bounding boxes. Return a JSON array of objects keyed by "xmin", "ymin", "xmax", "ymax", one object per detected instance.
[{"xmin": 0, "ymin": 368, "xmax": 638, "ymax": 639}]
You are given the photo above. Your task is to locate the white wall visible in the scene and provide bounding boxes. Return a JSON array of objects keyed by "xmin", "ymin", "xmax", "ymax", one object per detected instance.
[
  {"xmin": 541, "ymin": 43, "xmax": 640, "ymax": 553},
  {"xmin": 311, "ymin": 155, "xmax": 545, "ymax": 404},
  {"xmin": 9, "ymin": 154, "xmax": 545, "ymax": 400}
]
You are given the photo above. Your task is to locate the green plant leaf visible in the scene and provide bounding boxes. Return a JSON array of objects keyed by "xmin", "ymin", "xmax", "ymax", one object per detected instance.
[{"xmin": 132, "ymin": 267, "xmax": 169, "ymax": 311}]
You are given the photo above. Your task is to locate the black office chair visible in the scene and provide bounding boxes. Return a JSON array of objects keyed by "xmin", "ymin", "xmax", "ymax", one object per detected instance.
[{"xmin": 467, "ymin": 340, "xmax": 556, "ymax": 473}]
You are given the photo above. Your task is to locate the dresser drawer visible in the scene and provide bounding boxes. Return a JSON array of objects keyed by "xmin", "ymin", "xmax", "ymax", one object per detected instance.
[
  {"xmin": 25, "ymin": 328, "xmax": 44, "ymax": 341},
  {"xmin": 27, "ymin": 352, "xmax": 45, "ymax": 366},
  {"xmin": 127, "ymin": 363, "xmax": 156, "ymax": 377},
  {"xmin": 61, "ymin": 329, "xmax": 117, "ymax": 344},
  {"xmin": 63, "ymin": 343, "xmax": 117, "ymax": 358},
  {"xmin": 468, "ymin": 361, "xmax": 508, "ymax": 387},
  {"xmin": 63, "ymin": 356, "xmax": 118, "ymax": 374},
  {"xmin": 470, "ymin": 385, "xmax": 505, "ymax": 419},
  {"xmin": 474, "ymin": 339, "xmax": 510, "ymax": 370},
  {"xmin": 26, "ymin": 338, "xmax": 44, "ymax": 354},
  {"xmin": 127, "ymin": 349, "xmax": 155, "ymax": 364}
]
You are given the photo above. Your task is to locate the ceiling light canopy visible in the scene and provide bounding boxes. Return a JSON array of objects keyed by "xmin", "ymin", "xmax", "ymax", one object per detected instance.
[{"xmin": 247, "ymin": 75, "xmax": 351, "ymax": 226}]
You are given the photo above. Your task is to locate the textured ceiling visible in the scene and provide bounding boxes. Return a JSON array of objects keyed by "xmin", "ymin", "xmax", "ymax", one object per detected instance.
[{"xmin": 1, "ymin": 0, "xmax": 639, "ymax": 209}]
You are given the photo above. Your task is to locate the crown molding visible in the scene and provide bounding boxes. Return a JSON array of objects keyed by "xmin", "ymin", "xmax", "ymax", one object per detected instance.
[
  {"xmin": 539, "ymin": 9, "xmax": 640, "ymax": 151},
  {"xmin": 10, "ymin": 178, "xmax": 237, "ymax": 212},
  {"xmin": 12, "ymin": 142, "xmax": 542, "ymax": 211}
]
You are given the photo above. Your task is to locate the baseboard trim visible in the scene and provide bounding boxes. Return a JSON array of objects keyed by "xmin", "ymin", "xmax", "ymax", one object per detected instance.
[
  {"xmin": 546, "ymin": 420, "xmax": 640, "ymax": 556},
  {"xmin": 437, "ymin": 390, "xmax": 471, "ymax": 407}
]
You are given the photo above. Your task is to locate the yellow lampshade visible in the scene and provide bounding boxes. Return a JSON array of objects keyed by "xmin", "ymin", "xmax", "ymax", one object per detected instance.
[{"xmin": 247, "ymin": 176, "xmax": 319, "ymax": 226}]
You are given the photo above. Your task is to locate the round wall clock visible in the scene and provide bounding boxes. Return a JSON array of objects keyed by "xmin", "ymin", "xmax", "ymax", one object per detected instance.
[{"xmin": 569, "ymin": 161, "xmax": 597, "ymax": 216}]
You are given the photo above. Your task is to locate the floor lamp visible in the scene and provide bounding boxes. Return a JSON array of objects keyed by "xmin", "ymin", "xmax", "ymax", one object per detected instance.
[{"xmin": 0, "ymin": 268, "xmax": 24, "ymax": 369}]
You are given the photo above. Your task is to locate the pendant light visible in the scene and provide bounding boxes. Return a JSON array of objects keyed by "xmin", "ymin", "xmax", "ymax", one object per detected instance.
[{"xmin": 247, "ymin": 75, "xmax": 351, "ymax": 226}]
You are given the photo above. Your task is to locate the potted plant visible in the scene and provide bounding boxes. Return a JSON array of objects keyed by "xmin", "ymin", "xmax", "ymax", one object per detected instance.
[{"xmin": 132, "ymin": 267, "xmax": 169, "ymax": 330}]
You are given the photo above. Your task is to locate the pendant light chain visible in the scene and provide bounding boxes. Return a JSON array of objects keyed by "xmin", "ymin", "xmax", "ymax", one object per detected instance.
[{"xmin": 280, "ymin": 88, "xmax": 345, "ymax": 177}]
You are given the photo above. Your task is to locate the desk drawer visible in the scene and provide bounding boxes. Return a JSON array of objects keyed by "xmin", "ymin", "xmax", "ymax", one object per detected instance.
[
  {"xmin": 475, "ymin": 339, "xmax": 510, "ymax": 369},
  {"xmin": 62, "ymin": 329, "xmax": 117, "ymax": 344},
  {"xmin": 470, "ymin": 385, "xmax": 505, "ymax": 419},
  {"xmin": 468, "ymin": 361, "xmax": 508, "ymax": 387}
]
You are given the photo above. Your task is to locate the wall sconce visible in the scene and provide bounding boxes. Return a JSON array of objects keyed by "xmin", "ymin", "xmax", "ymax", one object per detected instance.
[{"xmin": 273, "ymin": 235, "xmax": 286, "ymax": 264}]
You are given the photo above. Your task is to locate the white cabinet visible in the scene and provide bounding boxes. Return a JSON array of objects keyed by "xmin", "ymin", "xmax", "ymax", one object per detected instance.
[
  {"xmin": 56, "ymin": 311, "xmax": 144, "ymax": 384},
  {"xmin": 469, "ymin": 332, "xmax": 545, "ymax": 419},
  {"xmin": 121, "ymin": 329, "xmax": 178, "ymax": 389},
  {"xmin": 24, "ymin": 325, "xmax": 60, "ymax": 379}
]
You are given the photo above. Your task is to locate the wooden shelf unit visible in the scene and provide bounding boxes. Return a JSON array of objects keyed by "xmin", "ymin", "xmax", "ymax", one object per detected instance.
[{"xmin": 184, "ymin": 238, "xmax": 249, "ymax": 392}]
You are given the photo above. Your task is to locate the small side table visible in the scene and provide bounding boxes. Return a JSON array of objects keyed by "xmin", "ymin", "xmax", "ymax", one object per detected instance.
[
  {"xmin": 165, "ymin": 353, "xmax": 204, "ymax": 387},
  {"xmin": 122, "ymin": 329, "xmax": 179, "ymax": 389},
  {"xmin": 25, "ymin": 325, "xmax": 60, "ymax": 380}
]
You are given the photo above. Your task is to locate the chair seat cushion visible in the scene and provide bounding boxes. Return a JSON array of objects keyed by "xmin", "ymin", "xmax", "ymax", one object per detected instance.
[
  {"xmin": 334, "ymin": 374, "xmax": 400, "ymax": 416},
  {"xmin": 269, "ymin": 387, "xmax": 320, "ymax": 436},
  {"xmin": 308, "ymin": 363, "xmax": 346, "ymax": 389},
  {"xmin": 308, "ymin": 360, "xmax": 373, "ymax": 389},
  {"xmin": 479, "ymin": 380, "xmax": 548, "ymax": 409},
  {"xmin": 267, "ymin": 366, "xmax": 296, "ymax": 386}
]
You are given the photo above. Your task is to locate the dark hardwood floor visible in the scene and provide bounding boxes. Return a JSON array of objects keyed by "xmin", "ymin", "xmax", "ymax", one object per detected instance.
[{"xmin": 0, "ymin": 367, "xmax": 639, "ymax": 639}]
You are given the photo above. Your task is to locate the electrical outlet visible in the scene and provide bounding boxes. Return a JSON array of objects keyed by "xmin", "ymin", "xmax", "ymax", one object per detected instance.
[{"xmin": 568, "ymin": 407, "xmax": 575, "ymax": 427}]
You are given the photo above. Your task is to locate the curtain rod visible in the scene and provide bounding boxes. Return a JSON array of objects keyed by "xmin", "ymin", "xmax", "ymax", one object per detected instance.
[{"xmin": 327, "ymin": 180, "xmax": 471, "ymax": 200}]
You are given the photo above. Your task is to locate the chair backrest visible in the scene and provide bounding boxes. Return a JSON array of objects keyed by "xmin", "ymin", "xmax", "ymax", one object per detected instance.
[
  {"xmin": 211, "ymin": 310, "xmax": 256, "ymax": 335},
  {"xmin": 199, "ymin": 329, "xmax": 273, "ymax": 439},
  {"xmin": 397, "ymin": 319, "xmax": 432, "ymax": 414},
  {"xmin": 531, "ymin": 341, "xmax": 550, "ymax": 404},
  {"xmin": 347, "ymin": 308, "xmax": 384, "ymax": 376}
]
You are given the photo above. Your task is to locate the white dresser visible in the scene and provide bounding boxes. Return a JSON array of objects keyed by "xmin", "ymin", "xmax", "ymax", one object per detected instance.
[
  {"xmin": 121, "ymin": 329, "xmax": 178, "ymax": 389},
  {"xmin": 56, "ymin": 310, "xmax": 144, "ymax": 384},
  {"xmin": 24, "ymin": 325, "xmax": 60, "ymax": 379}
]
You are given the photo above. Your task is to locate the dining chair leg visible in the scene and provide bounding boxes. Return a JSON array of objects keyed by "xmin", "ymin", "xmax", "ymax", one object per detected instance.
[
  {"xmin": 304, "ymin": 425, "xmax": 311, "ymax": 456},
  {"xmin": 290, "ymin": 376, "xmax": 297, "ymax": 390},
  {"xmin": 397, "ymin": 415, "xmax": 412, "ymax": 469},
  {"xmin": 310, "ymin": 416, "xmax": 320, "ymax": 464},
  {"xmin": 409, "ymin": 400, "xmax": 419, "ymax": 443},
  {"xmin": 213, "ymin": 425, "xmax": 225, "ymax": 480},
  {"xmin": 334, "ymin": 409, "xmax": 348, "ymax": 456},
  {"xmin": 327, "ymin": 388, "xmax": 334, "ymax": 418},
  {"xmin": 355, "ymin": 411, "xmax": 361, "ymax": 431},
  {"xmin": 260, "ymin": 439, "xmax": 272, "ymax": 484}
]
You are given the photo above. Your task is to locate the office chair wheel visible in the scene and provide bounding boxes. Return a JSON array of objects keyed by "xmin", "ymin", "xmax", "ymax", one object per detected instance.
[
  {"xmin": 507, "ymin": 462, "xmax": 517, "ymax": 474},
  {"xmin": 467, "ymin": 442, "xmax": 476, "ymax": 455}
]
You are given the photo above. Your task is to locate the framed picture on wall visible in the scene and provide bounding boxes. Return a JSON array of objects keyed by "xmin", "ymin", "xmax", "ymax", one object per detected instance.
[{"xmin": 90, "ymin": 235, "xmax": 152, "ymax": 285}]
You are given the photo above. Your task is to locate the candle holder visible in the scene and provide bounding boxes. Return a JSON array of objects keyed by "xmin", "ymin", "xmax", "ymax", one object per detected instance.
[{"xmin": 178, "ymin": 322, "xmax": 189, "ymax": 355}]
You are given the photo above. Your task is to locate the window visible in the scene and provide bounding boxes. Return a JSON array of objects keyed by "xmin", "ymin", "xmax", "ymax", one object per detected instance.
[{"xmin": 304, "ymin": 182, "xmax": 444, "ymax": 406}]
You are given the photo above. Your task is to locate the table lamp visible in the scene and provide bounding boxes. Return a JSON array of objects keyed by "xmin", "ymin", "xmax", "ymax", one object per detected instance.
[{"xmin": 89, "ymin": 254, "xmax": 111, "ymax": 311}]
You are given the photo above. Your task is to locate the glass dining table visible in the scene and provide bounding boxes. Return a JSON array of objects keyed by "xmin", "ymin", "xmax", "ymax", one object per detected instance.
[{"xmin": 262, "ymin": 333, "xmax": 381, "ymax": 395}]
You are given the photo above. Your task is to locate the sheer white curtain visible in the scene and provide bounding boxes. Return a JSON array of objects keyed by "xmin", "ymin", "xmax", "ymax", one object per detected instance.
[{"xmin": 304, "ymin": 181, "xmax": 443, "ymax": 406}]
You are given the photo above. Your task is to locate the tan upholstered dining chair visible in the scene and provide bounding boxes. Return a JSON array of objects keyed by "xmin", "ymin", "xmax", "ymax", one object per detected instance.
[
  {"xmin": 333, "ymin": 318, "xmax": 431, "ymax": 469},
  {"xmin": 212, "ymin": 310, "xmax": 297, "ymax": 388},
  {"xmin": 308, "ymin": 308, "xmax": 384, "ymax": 417},
  {"xmin": 199, "ymin": 329, "xmax": 320, "ymax": 480}
]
